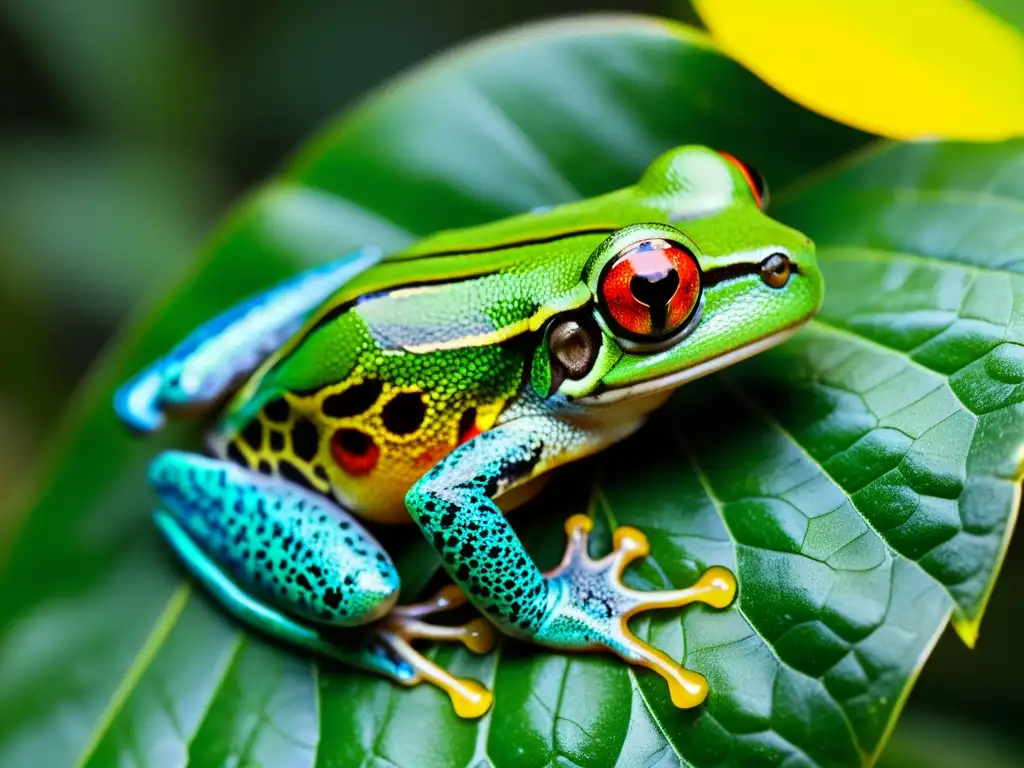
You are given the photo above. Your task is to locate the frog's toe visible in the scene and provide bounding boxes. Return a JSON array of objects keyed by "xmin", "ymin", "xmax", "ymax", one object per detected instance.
[
  {"xmin": 537, "ymin": 514, "xmax": 736, "ymax": 709},
  {"xmin": 388, "ymin": 585, "xmax": 498, "ymax": 654},
  {"xmin": 374, "ymin": 585, "xmax": 496, "ymax": 719},
  {"xmin": 114, "ymin": 368, "xmax": 167, "ymax": 434}
]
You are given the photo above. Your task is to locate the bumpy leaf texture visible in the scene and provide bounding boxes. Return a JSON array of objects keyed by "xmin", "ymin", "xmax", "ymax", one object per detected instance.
[{"xmin": 1, "ymin": 15, "xmax": 1021, "ymax": 768}]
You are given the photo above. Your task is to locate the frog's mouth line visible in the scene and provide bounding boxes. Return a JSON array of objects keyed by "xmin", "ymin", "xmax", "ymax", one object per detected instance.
[{"xmin": 578, "ymin": 323, "xmax": 803, "ymax": 407}]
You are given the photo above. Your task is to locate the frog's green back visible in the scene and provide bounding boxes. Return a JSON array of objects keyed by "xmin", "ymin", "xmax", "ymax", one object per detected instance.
[
  {"xmin": 254, "ymin": 144, "xmax": 757, "ymax": 382},
  {"xmin": 207, "ymin": 144, "xmax": 819, "ymax": 523},
  {"xmin": 222, "ymin": 145, "xmax": 779, "ymax": 427}
]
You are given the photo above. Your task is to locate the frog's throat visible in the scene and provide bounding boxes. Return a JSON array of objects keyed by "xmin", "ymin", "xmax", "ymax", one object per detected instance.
[{"xmin": 579, "ymin": 323, "xmax": 803, "ymax": 407}]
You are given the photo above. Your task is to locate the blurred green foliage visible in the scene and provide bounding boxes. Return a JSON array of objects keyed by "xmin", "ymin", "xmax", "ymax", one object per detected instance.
[
  {"xmin": 0, "ymin": 1, "xmax": 1020, "ymax": 765},
  {"xmin": 0, "ymin": 0, "xmax": 684, "ymax": 510}
]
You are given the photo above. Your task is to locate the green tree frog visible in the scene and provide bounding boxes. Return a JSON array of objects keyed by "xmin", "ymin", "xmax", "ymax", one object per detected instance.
[{"xmin": 114, "ymin": 145, "xmax": 823, "ymax": 718}]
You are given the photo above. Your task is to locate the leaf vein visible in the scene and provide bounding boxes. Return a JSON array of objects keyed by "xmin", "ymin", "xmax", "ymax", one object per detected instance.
[
  {"xmin": 73, "ymin": 584, "xmax": 191, "ymax": 768},
  {"xmin": 678, "ymin": 437, "xmax": 867, "ymax": 762}
]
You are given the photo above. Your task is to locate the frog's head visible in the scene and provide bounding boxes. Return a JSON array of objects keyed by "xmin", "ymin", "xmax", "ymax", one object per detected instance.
[{"xmin": 531, "ymin": 145, "xmax": 823, "ymax": 406}]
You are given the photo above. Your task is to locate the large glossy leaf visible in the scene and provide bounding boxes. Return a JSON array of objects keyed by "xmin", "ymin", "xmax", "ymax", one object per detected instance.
[
  {"xmin": 3, "ymin": 13, "xmax": 1021, "ymax": 768},
  {"xmin": 773, "ymin": 140, "xmax": 1024, "ymax": 646},
  {"xmin": 602, "ymin": 138, "xmax": 1024, "ymax": 766}
]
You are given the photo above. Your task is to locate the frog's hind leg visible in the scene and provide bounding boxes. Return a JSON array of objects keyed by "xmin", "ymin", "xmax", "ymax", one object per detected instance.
[
  {"xmin": 406, "ymin": 415, "xmax": 737, "ymax": 710},
  {"xmin": 155, "ymin": 509, "xmax": 415, "ymax": 683},
  {"xmin": 150, "ymin": 450, "xmax": 400, "ymax": 627},
  {"xmin": 150, "ymin": 450, "xmax": 494, "ymax": 717},
  {"xmin": 115, "ymin": 247, "xmax": 381, "ymax": 434}
]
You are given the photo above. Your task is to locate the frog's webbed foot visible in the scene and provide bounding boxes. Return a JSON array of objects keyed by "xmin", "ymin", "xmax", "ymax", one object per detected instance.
[
  {"xmin": 370, "ymin": 585, "xmax": 497, "ymax": 718},
  {"xmin": 537, "ymin": 514, "xmax": 737, "ymax": 709}
]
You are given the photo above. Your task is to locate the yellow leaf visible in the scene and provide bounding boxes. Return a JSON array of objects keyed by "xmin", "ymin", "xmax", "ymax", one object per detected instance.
[{"xmin": 693, "ymin": 0, "xmax": 1024, "ymax": 140}]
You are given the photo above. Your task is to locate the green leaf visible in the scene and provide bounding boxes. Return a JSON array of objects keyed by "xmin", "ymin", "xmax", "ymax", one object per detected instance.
[
  {"xmin": 4, "ymin": 14, "xmax": 1020, "ymax": 768},
  {"xmin": 772, "ymin": 140, "xmax": 1024, "ymax": 647}
]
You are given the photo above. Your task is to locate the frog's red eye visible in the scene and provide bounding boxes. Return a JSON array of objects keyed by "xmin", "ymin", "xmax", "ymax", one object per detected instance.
[
  {"xmin": 598, "ymin": 238, "xmax": 701, "ymax": 341},
  {"xmin": 719, "ymin": 151, "xmax": 769, "ymax": 210}
]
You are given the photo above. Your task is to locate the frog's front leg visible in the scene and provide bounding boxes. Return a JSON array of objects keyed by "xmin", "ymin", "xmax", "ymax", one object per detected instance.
[
  {"xmin": 406, "ymin": 417, "xmax": 737, "ymax": 708},
  {"xmin": 115, "ymin": 247, "xmax": 380, "ymax": 433},
  {"xmin": 150, "ymin": 451, "xmax": 496, "ymax": 717}
]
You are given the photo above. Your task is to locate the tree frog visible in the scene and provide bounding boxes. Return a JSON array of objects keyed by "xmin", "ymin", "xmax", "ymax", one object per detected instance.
[{"xmin": 114, "ymin": 145, "xmax": 822, "ymax": 718}]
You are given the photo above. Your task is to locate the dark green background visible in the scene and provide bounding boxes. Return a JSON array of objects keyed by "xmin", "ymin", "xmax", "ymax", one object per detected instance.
[{"xmin": 0, "ymin": 2, "xmax": 1020, "ymax": 765}]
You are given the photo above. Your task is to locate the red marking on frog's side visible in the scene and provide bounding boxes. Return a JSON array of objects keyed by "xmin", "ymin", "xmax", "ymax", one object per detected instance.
[{"xmin": 331, "ymin": 428, "xmax": 379, "ymax": 476}]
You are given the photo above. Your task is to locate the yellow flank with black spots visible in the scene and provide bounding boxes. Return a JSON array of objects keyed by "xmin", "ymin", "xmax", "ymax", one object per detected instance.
[
  {"xmin": 213, "ymin": 225, "xmax": 552, "ymax": 523},
  {"xmin": 224, "ymin": 373, "xmax": 510, "ymax": 524}
]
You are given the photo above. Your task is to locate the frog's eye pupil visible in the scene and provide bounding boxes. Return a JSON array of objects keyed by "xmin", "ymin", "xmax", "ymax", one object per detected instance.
[
  {"xmin": 760, "ymin": 253, "xmax": 792, "ymax": 288},
  {"xmin": 598, "ymin": 238, "xmax": 701, "ymax": 341},
  {"xmin": 630, "ymin": 268, "xmax": 680, "ymax": 312}
]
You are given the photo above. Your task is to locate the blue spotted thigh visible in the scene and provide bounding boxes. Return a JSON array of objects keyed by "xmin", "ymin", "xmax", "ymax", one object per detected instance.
[{"xmin": 150, "ymin": 450, "xmax": 399, "ymax": 626}]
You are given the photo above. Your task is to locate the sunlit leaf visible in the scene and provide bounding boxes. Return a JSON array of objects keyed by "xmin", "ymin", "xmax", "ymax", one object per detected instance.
[{"xmin": 693, "ymin": 0, "xmax": 1024, "ymax": 140}]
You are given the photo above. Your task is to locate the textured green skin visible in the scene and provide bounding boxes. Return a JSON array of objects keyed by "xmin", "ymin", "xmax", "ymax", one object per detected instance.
[
  {"xmin": 230, "ymin": 146, "xmax": 821, "ymax": 424},
  {"xmin": 127, "ymin": 145, "xmax": 823, "ymax": 682}
]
